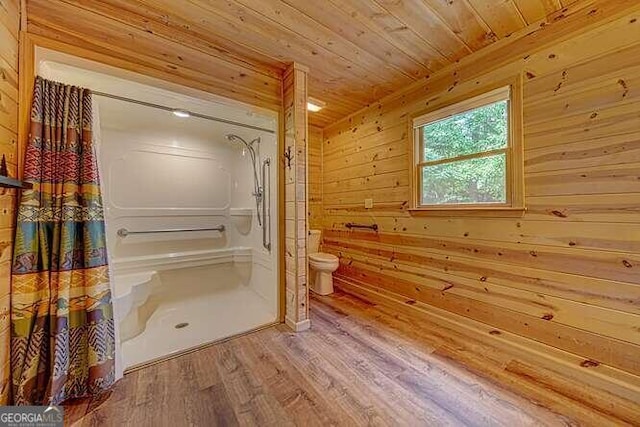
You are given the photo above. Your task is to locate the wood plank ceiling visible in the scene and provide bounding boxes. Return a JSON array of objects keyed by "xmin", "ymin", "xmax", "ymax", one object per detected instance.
[{"xmin": 29, "ymin": 0, "xmax": 570, "ymax": 128}]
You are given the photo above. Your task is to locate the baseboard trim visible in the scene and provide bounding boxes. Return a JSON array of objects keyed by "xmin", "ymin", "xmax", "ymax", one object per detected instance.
[
  {"xmin": 333, "ymin": 277, "xmax": 640, "ymax": 411},
  {"xmin": 285, "ymin": 317, "xmax": 311, "ymax": 332}
]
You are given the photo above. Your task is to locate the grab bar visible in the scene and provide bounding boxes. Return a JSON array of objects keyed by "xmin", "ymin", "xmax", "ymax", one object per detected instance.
[
  {"xmin": 345, "ymin": 223, "xmax": 378, "ymax": 231},
  {"xmin": 262, "ymin": 157, "xmax": 271, "ymax": 252},
  {"xmin": 117, "ymin": 225, "xmax": 225, "ymax": 237}
]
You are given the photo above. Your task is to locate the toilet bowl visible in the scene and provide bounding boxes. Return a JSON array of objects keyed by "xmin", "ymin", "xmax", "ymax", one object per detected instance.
[{"xmin": 307, "ymin": 230, "xmax": 339, "ymax": 295}]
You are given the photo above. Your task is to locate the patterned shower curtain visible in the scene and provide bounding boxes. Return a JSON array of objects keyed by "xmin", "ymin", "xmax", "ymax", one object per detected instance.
[{"xmin": 11, "ymin": 77, "xmax": 115, "ymax": 405}]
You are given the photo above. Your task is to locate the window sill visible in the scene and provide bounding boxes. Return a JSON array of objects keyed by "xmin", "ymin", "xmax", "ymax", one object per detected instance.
[{"xmin": 408, "ymin": 206, "xmax": 526, "ymax": 218}]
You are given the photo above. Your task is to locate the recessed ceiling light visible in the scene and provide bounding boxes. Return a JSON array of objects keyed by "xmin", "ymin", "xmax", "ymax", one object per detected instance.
[
  {"xmin": 307, "ymin": 98, "xmax": 326, "ymax": 112},
  {"xmin": 172, "ymin": 110, "xmax": 190, "ymax": 118}
]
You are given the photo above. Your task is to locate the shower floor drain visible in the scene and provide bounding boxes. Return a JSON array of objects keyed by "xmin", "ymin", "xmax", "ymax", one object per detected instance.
[{"xmin": 174, "ymin": 322, "xmax": 189, "ymax": 329}]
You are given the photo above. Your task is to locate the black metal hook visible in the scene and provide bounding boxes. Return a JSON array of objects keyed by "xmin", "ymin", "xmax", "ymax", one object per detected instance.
[{"xmin": 284, "ymin": 145, "xmax": 293, "ymax": 169}]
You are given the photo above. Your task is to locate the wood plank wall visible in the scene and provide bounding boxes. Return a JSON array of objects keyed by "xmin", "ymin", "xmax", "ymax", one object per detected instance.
[
  {"xmin": 308, "ymin": 125, "xmax": 323, "ymax": 231},
  {"xmin": 0, "ymin": 0, "xmax": 19, "ymax": 405},
  {"xmin": 25, "ymin": 0, "xmax": 282, "ymax": 113},
  {"xmin": 283, "ymin": 64, "xmax": 310, "ymax": 331},
  {"xmin": 321, "ymin": 2, "xmax": 640, "ymax": 399}
]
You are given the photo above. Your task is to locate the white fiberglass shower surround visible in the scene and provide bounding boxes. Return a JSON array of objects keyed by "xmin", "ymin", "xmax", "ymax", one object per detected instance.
[{"xmin": 36, "ymin": 49, "xmax": 280, "ymax": 376}]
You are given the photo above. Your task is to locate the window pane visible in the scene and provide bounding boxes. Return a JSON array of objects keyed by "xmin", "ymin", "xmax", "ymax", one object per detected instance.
[
  {"xmin": 423, "ymin": 100, "xmax": 508, "ymax": 162},
  {"xmin": 421, "ymin": 153, "xmax": 506, "ymax": 205}
]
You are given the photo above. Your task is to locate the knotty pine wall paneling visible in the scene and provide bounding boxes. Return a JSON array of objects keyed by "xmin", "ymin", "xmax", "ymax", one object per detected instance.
[
  {"xmin": 25, "ymin": 0, "xmax": 282, "ymax": 113},
  {"xmin": 0, "ymin": 0, "xmax": 20, "ymax": 405},
  {"xmin": 308, "ymin": 125, "xmax": 323, "ymax": 231},
  {"xmin": 321, "ymin": 2, "xmax": 640, "ymax": 407}
]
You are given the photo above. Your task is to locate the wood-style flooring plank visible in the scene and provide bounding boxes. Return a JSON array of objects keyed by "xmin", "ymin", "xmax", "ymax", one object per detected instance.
[
  {"xmin": 311, "ymin": 294, "xmax": 567, "ymax": 426},
  {"xmin": 63, "ymin": 291, "xmax": 633, "ymax": 426}
]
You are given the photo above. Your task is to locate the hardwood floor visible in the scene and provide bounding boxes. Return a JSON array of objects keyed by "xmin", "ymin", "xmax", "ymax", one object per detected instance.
[{"xmin": 65, "ymin": 291, "xmax": 635, "ymax": 426}]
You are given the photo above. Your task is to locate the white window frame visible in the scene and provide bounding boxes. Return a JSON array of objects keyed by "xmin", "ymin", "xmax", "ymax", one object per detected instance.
[{"xmin": 410, "ymin": 76, "xmax": 525, "ymax": 216}]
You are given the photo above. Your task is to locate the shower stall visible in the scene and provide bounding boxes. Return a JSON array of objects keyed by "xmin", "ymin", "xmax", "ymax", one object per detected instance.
[{"xmin": 37, "ymin": 49, "xmax": 281, "ymax": 375}]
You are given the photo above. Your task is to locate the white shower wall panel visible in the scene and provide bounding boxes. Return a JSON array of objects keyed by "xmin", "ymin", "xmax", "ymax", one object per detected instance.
[{"xmin": 36, "ymin": 52, "xmax": 280, "ymax": 377}]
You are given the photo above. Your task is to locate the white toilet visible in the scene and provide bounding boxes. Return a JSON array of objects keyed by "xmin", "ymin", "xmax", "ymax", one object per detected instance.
[{"xmin": 307, "ymin": 230, "xmax": 339, "ymax": 295}]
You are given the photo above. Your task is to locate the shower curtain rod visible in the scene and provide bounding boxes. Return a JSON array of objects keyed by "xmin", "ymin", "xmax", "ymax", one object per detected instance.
[{"xmin": 92, "ymin": 91, "xmax": 276, "ymax": 134}]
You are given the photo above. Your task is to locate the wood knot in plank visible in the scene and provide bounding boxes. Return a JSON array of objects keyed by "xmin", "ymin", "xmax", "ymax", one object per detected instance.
[
  {"xmin": 617, "ymin": 79, "xmax": 629, "ymax": 98},
  {"xmin": 541, "ymin": 313, "xmax": 554, "ymax": 321},
  {"xmin": 580, "ymin": 359, "xmax": 600, "ymax": 368}
]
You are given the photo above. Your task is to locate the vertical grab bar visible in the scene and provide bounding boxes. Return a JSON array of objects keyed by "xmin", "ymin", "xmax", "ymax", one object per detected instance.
[{"xmin": 262, "ymin": 158, "xmax": 271, "ymax": 252}]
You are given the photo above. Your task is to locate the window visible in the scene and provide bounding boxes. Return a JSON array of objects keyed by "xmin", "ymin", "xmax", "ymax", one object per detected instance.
[{"xmin": 411, "ymin": 79, "xmax": 524, "ymax": 213}]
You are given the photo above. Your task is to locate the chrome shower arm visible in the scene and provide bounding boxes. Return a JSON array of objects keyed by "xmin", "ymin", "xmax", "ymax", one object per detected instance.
[{"xmin": 227, "ymin": 133, "xmax": 263, "ymax": 226}]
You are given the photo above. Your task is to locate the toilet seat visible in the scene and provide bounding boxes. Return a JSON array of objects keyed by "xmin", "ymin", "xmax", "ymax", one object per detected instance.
[
  {"xmin": 309, "ymin": 253, "xmax": 339, "ymax": 270},
  {"xmin": 309, "ymin": 253, "xmax": 338, "ymax": 263}
]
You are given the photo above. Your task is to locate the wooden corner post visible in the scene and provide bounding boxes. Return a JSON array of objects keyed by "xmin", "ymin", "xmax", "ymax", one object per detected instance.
[{"xmin": 282, "ymin": 63, "xmax": 310, "ymax": 332}]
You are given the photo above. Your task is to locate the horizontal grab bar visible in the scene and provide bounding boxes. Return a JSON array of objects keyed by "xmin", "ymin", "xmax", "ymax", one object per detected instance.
[
  {"xmin": 117, "ymin": 225, "xmax": 225, "ymax": 237},
  {"xmin": 345, "ymin": 223, "xmax": 378, "ymax": 231}
]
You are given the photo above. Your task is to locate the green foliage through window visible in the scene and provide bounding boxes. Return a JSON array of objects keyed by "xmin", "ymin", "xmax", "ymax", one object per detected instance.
[
  {"xmin": 421, "ymin": 154, "xmax": 506, "ymax": 205},
  {"xmin": 420, "ymin": 100, "xmax": 509, "ymax": 205}
]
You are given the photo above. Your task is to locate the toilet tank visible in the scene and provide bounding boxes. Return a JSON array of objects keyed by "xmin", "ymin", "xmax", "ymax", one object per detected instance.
[{"xmin": 308, "ymin": 230, "xmax": 321, "ymax": 254}]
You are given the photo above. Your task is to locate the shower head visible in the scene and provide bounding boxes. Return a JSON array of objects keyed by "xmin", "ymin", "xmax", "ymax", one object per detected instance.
[
  {"xmin": 226, "ymin": 134, "xmax": 260, "ymax": 148},
  {"xmin": 226, "ymin": 133, "xmax": 264, "ymax": 227},
  {"xmin": 226, "ymin": 134, "xmax": 245, "ymax": 144}
]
